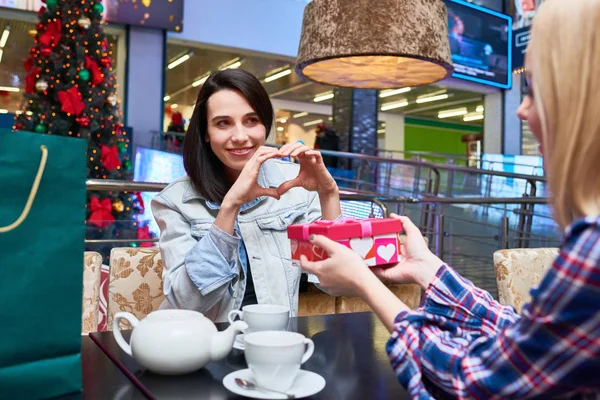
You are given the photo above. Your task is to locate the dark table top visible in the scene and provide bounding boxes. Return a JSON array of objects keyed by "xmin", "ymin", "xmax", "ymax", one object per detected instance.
[
  {"xmin": 86, "ymin": 312, "xmax": 410, "ymax": 400},
  {"xmin": 80, "ymin": 336, "xmax": 144, "ymax": 400}
]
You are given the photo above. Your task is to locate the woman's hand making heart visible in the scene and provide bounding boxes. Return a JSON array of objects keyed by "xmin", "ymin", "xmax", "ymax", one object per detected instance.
[
  {"xmin": 276, "ymin": 142, "xmax": 338, "ymax": 196},
  {"xmin": 222, "ymin": 146, "xmax": 283, "ymax": 208}
]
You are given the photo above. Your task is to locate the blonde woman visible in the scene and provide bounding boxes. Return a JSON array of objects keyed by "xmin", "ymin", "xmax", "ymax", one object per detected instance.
[{"xmin": 300, "ymin": 0, "xmax": 600, "ymax": 398}]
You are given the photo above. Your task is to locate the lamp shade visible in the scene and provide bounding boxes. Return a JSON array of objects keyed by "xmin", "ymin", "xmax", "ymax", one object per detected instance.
[{"xmin": 295, "ymin": 0, "xmax": 453, "ymax": 89}]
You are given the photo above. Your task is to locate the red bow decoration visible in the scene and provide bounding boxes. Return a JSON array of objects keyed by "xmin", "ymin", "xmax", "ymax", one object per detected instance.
[
  {"xmin": 137, "ymin": 226, "xmax": 153, "ymax": 248},
  {"xmin": 76, "ymin": 115, "xmax": 90, "ymax": 127},
  {"xmin": 88, "ymin": 197, "xmax": 115, "ymax": 228},
  {"xmin": 58, "ymin": 87, "xmax": 85, "ymax": 116},
  {"xmin": 101, "ymin": 144, "xmax": 121, "ymax": 171},
  {"xmin": 135, "ymin": 192, "xmax": 145, "ymax": 211},
  {"xmin": 39, "ymin": 19, "xmax": 61, "ymax": 47},
  {"xmin": 85, "ymin": 56, "xmax": 104, "ymax": 86},
  {"xmin": 25, "ymin": 67, "xmax": 41, "ymax": 94}
]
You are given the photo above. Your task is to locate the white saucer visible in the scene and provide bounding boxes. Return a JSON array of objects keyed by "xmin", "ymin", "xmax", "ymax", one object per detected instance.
[
  {"xmin": 233, "ymin": 333, "xmax": 245, "ymax": 351},
  {"xmin": 223, "ymin": 368, "xmax": 326, "ymax": 399}
]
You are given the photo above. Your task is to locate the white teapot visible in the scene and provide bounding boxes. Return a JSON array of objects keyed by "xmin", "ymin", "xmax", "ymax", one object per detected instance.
[{"xmin": 112, "ymin": 309, "xmax": 247, "ymax": 375}]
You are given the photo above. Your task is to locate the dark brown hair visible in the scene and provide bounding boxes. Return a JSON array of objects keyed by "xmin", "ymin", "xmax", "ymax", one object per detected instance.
[{"xmin": 182, "ymin": 69, "xmax": 274, "ymax": 203}]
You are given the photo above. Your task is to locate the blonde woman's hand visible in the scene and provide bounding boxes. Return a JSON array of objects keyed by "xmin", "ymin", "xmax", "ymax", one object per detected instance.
[
  {"xmin": 300, "ymin": 235, "xmax": 379, "ymax": 297},
  {"xmin": 371, "ymin": 214, "xmax": 444, "ymax": 289}
]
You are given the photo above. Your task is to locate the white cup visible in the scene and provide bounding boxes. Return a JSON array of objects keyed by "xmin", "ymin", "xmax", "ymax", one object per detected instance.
[
  {"xmin": 244, "ymin": 331, "xmax": 314, "ymax": 392},
  {"xmin": 228, "ymin": 304, "xmax": 289, "ymax": 334}
]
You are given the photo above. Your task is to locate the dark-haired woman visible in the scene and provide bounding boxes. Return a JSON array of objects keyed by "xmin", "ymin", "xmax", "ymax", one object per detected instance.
[{"xmin": 151, "ymin": 69, "xmax": 340, "ymax": 322}]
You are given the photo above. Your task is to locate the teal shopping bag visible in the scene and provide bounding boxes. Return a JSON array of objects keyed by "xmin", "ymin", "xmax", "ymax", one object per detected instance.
[{"xmin": 0, "ymin": 130, "xmax": 87, "ymax": 399}]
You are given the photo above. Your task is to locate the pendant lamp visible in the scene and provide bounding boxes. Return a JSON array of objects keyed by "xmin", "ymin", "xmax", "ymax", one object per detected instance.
[{"xmin": 295, "ymin": 0, "xmax": 454, "ymax": 89}]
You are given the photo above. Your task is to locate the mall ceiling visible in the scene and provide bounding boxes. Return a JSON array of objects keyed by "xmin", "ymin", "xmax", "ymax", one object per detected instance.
[
  {"xmin": 165, "ymin": 43, "xmax": 485, "ymax": 129},
  {"xmin": 0, "ymin": 15, "xmax": 484, "ymax": 130}
]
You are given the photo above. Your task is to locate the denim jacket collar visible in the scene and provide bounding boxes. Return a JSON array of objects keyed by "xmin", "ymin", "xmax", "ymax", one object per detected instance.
[{"xmin": 181, "ymin": 160, "xmax": 287, "ymax": 210}]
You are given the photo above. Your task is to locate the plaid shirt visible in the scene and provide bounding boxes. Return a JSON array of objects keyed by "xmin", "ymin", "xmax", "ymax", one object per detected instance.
[{"xmin": 387, "ymin": 216, "xmax": 600, "ymax": 399}]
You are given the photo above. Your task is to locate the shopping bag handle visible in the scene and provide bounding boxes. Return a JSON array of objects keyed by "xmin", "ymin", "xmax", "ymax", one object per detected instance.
[{"xmin": 0, "ymin": 145, "xmax": 48, "ymax": 233}]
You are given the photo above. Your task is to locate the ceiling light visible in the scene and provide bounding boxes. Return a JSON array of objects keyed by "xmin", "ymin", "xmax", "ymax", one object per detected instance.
[
  {"xmin": 0, "ymin": 49, "xmax": 3, "ymax": 64},
  {"xmin": 0, "ymin": 86, "xmax": 18, "ymax": 92},
  {"xmin": 277, "ymin": 118, "xmax": 288, "ymax": 123},
  {"xmin": 313, "ymin": 92, "xmax": 334, "ymax": 102},
  {"xmin": 303, "ymin": 118, "xmax": 323, "ymax": 127},
  {"xmin": 416, "ymin": 94, "xmax": 449, "ymax": 104},
  {"xmin": 14, "ymin": 110, "xmax": 22, "ymax": 115},
  {"xmin": 295, "ymin": 0, "xmax": 452, "ymax": 89},
  {"xmin": 380, "ymin": 100, "xmax": 409, "ymax": 111},
  {"xmin": 0, "ymin": 27, "xmax": 10, "ymax": 48},
  {"xmin": 277, "ymin": 127, "xmax": 284, "ymax": 132},
  {"xmin": 379, "ymin": 87, "xmax": 411, "ymax": 98},
  {"xmin": 163, "ymin": 95, "xmax": 171, "ymax": 102},
  {"xmin": 171, "ymin": 104, "xmax": 178, "ymax": 109},
  {"xmin": 476, "ymin": 105, "xmax": 484, "ymax": 113},
  {"xmin": 464, "ymin": 113, "xmax": 484, "ymax": 122},
  {"xmin": 293, "ymin": 112, "xmax": 309, "ymax": 118},
  {"xmin": 219, "ymin": 58, "xmax": 243, "ymax": 70},
  {"xmin": 167, "ymin": 53, "xmax": 191, "ymax": 70},
  {"xmin": 26, "ymin": 111, "xmax": 33, "ymax": 116},
  {"xmin": 377, "ymin": 129, "xmax": 385, "ymax": 134},
  {"xmin": 438, "ymin": 108, "xmax": 467, "ymax": 119},
  {"xmin": 192, "ymin": 75, "xmax": 210, "ymax": 87},
  {"xmin": 265, "ymin": 68, "xmax": 292, "ymax": 83},
  {"xmin": 0, "ymin": 109, "xmax": 7, "ymax": 114},
  {"xmin": 328, "ymin": 117, "xmax": 333, "ymax": 121}
]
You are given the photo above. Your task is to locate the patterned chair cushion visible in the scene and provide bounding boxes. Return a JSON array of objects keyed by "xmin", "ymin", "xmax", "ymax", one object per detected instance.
[
  {"xmin": 107, "ymin": 248, "xmax": 165, "ymax": 331},
  {"xmin": 493, "ymin": 248, "xmax": 558, "ymax": 313},
  {"xmin": 82, "ymin": 251, "xmax": 102, "ymax": 334}
]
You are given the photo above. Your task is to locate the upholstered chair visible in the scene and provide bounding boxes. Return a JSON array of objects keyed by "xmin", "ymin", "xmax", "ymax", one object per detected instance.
[
  {"xmin": 82, "ymin": 251, "xmax": 103, "ymax": 334},
  {"xmin": 493, "ymin": 248, "xmax": 558, "ymax": 313},
  {"xmin": 106, "ymin": 248, "xmax": 165, "ymax": 330}
]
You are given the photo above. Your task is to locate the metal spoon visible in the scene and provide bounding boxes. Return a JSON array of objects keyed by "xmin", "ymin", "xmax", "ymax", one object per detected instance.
[{"xmin": 235, "ymin": 377, "xmax": 296, "ymax": 399}]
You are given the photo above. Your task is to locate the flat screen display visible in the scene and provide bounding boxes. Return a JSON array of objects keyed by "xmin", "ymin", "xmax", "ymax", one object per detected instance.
[{"xmin": 444, "ymin": 0, "xmax": 512, "ymax": 89}]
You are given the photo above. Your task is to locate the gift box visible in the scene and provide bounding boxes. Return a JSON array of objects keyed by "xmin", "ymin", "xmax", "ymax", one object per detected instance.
[{"xmin": 287, "ymin": 218, "xmax": 402, "ymax": 273}]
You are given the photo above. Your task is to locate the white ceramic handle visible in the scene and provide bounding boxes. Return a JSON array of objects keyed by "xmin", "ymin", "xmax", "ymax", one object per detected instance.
[
  {"xmin": 228, "ymin": 309, "xmax": 243, "ymax": 325},
  {"xmin": 112, "ymin": 312, "xmax": 139, "ymax": 357},
  {"xmin": 301, "ymin": 338, "xmax": 314, "ymax": 364}
]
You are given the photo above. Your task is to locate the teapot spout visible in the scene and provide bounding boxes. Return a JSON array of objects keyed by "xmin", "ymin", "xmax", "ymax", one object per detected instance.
[{"xmin": 211, "ymin": 320, "xmax": 248, "ymax": 361}]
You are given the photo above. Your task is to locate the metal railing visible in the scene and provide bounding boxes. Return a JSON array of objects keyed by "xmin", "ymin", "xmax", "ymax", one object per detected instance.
[{"xmin": 85, "ymin": 179, "xmax": 558, "ymax": 297}]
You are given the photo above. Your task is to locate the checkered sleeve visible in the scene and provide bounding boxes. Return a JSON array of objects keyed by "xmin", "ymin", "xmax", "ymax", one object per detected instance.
[{"xmin": 387, "ymin": 217, "xmax": 600, "ymax": 399}]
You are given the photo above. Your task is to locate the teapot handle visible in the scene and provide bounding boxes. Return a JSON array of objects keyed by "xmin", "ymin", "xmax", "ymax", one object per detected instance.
[{"xmin": 112, "ymin": 312, "xmax": 139, "ymax": 357}]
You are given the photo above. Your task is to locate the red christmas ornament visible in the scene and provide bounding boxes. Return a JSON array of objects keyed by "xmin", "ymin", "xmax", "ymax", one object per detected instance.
[
  {"xmin": 76, "ymin": 116, "xmax": 90, "ymax": 127},
  {"xmin": 100, "ymin": 57, "xmax": 112, "ymax": 67},
  {"xmin": 58, "ymin": 87, "xmax": 85, "ymax": 116},
  {"xmin": 100, "ymin": 144, "xmax": 121, "ymax": 171},
  {"xmin": 40, "ymin": 47, "xmax": 52, "ymax": 57},
  {"xmin": 137, "ymin": 226, "xmax": 153, "ymax": 248},
  {"xmin": 88, "ymin": 197, "xmax": 115, "ymax": 228},
  {"xmin": 15, "ymin": 123, "xmax": 24, "ymax": 131}
]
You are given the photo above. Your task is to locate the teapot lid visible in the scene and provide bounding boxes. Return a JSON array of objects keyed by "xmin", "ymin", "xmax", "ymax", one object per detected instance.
[{"xmin": 145, "ymin": 309, "xmax": 207, "ymax": 323}]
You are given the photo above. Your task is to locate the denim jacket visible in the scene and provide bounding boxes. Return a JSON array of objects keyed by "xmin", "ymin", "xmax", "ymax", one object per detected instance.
[{"xmin": 151, "ymin": 160, "xmax": 322, "ymax": 323}]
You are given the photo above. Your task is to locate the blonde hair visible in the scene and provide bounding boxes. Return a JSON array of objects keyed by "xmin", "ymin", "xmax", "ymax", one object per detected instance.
[{"xmin": 528, "ymin": 0, "xmax": 600, "ymax": 229}]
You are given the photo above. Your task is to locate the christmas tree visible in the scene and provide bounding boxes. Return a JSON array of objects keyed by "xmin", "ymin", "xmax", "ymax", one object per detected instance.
[{"xmin": 14, "ymin": 0, "xmax": 151, "ymax": 259}]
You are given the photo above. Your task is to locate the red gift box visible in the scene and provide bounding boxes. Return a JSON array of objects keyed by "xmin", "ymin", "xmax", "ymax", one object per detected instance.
[{"xmin": 287, "ymin": 218, "xmax": 402, "ymax": 269}]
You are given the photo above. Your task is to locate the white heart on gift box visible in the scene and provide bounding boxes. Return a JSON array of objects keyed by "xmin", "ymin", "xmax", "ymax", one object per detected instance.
[
  {"xmin": 290, "ymin": 239, "xmax": 298, "ymax": 255},
  {"xmin": 350, "ymin": 237, "xmax": 374, "ymax": 258},
  {"xmin": 312, "ymin": 245, "xmax": 326, "ymax": 259},
  {"xmin": 376, "ymin": 244, "xmax": 396, "ymax": 263}
]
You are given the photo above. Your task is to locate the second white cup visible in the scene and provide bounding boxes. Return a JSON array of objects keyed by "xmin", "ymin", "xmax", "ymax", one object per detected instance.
[{"xmin": 227, "ymin": 304, "xmax": 290, "ymax": 333}]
